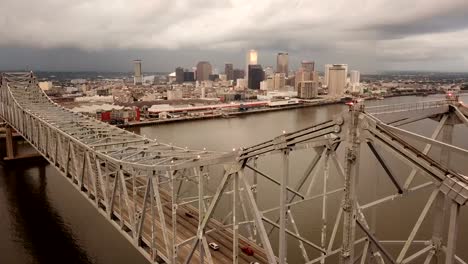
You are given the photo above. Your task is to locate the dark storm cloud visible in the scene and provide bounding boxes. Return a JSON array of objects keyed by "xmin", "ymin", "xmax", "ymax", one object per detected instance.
[
  {"xmin": 365, "ymin": 7, "xmax": 468, "ymax": 39},
  {"xmin": 0, "ymin": 0, "xmax": 467, "ymax": 72}
]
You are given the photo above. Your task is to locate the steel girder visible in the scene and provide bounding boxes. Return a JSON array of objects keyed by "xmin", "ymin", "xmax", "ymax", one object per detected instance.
[
  {"xmin": 0, "ymin": 72, "xmax": 264, "ymax": 264},
  {"xmin": 2, "ymin": 72, "xmax": 468, "ymax": 264}
]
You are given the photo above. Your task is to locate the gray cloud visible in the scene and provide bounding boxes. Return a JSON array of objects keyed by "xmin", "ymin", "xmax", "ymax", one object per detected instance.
[
  {"xmin": 365, "ymin": 6, "xmax": 468, "ymax": 39},
  {"xmin": 0, "ymin": 0, "xmax": 467, "ymax": 72}
]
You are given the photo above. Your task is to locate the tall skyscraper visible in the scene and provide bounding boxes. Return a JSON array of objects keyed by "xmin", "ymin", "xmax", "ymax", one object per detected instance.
[
  {"xmin": 328, "ymin": 65, "xmax": 347, "ymax": 97},
  {"xmin": 196, "ymin": 61, "xmax": 212, "ymax": 81},
  {"xmin": 295, "ymin": 63, "xmax": 318, "ymax": 90},
  {"xmin": 334, "ymin": 64, "xmax": 348, "ymax": 82},
  {"xmin": 350, "ymin": 70, "xmax": 360, "ymax": 85},
  {"xmin": 248, "ymin": 64, "xmax": 264, "ymax": 90},
  {"xmin": 133, "ymin": 60, "xmax": 142, "ymax": 85},
  {"xmin": 350, "ymin": 70, "xmax": 360, "ymax": 93},
  {"xmin": 175, "ymin": 67, "xmax": 184, "ymax": 84},
  {"xmin": 324, "ymin": 64, "xmax": 332, "ymax": 86},
  {"xmin": 295, "ymin": 68, "xmax": 311, "ymax": 90},
  {"xmin": 245, "ymin": 49, "xmax": 258, "ymax": 80},
  {"xmin": 276, "ymin": 52, "xmax": 289, "ymax": 75},
  {"xmin": 301, "ymin": 61, "xmax": 315, "ymax": 72},
  {"xmin": 225, "ymin": 63, "xmax": 234, "ymax": 81}
]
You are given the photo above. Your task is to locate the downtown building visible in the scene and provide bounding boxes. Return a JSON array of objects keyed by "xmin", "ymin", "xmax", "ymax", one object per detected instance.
[
  {"xmin": 297, "ymin": 81, "xmax": 318, "ymax": 99},
  {"xmin": 245, "ymin": 49, "xmax": 258, "ymax": 80},
  {"xmin": 276, "ymin": 52, "xmax": 289, "ymax": 75},
  {"xmin": 350, "ymin": 70, "xmax": 360, "ymax": 85},
  {"xmin": 323, "ymin": 64, "xmax": 332, "ymax": 87},
  {"xmin": 324, "ymin": 63, "xmax": 348, "ymax": 87},
  {"xmin": 248, "ymin": 64, "xmax": 264, "ymax": 90},
  {"xmin": 328, "ymin": 64, "xmax": 347, "ymax": 97},
  {"xmin": 183, "ymin": 70, "xmax": 195, "ymax": 82},
  {"xmin": 260, "ymin": 73, "xmax": 286, "ymax": 91},
  {"xmin": 301, "ymin": 61, "xmax": 315, "ymax": 72},
  {"xmin": 224, "ymin": 63, "xmax": 234, "ymax": 81},
  {"xmin": 196, "ymin": 61, "xmax": 212, "ymax": 81},
  {"xmin": 349, "ymin": 70, "xmax": 361, "ymax": 93},
  {"xmin": 295, "ymin": 66, "xmax": 318, "ymax": 90},
  {"xmin": 175, "ymin": 67, "xmax": 184, "ymax": 84},
  {"xmin": 133, "ymin": 60, "xmax": 142, "ymax": 85}
]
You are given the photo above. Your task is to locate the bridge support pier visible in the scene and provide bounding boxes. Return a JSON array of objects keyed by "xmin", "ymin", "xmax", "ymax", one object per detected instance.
[
  {"xmin": 2, "ymin": 124, "xmax": 41, "ymax": 161},
  {"xmin": 5, "ymin": 125, "xmax": 15, "ymax": 159}
]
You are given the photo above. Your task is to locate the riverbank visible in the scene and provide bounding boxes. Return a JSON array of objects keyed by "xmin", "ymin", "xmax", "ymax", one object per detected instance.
[
  {"xmin": 119, "ymin": 98, "xmax": 343, "ymax": 128},
  {"xmin": 118, "ymin": 91, "xmax": 449, "ymax": 128}
]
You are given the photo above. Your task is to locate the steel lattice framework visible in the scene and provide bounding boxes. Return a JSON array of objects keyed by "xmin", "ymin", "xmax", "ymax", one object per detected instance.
[{"xmin": 1, "ymin": 72, "xmax": 468, "ymax": 264}]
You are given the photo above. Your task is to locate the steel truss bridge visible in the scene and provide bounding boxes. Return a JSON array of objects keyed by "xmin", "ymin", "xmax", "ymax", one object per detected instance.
[{"xmin": 1, "ymin": 72, "xmax": 468, "ymax": 264}]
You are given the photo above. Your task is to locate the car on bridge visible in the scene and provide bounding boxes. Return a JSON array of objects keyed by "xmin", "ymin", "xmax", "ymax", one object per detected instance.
[
  {"xmin": 241, "ymin": 245, "xmax": 255, "ymax": 256},
  {"xmin": 208, "ymin": 242, "xmax": 220, "ymax": 251}
]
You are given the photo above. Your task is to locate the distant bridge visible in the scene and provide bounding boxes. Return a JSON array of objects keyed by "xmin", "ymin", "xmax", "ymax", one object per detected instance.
[{"xmin": 1, "ymin": 72, "xmax": 468, "ymax": 264}]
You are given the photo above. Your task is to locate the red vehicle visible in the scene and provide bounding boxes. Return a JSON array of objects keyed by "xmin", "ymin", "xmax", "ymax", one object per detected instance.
[{"xmin": 241, "ymin": 246, "xmax": 254, "ymax": 256}]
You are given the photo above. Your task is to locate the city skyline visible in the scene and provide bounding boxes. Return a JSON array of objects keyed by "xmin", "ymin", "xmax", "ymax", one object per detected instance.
[{"xmin": 0, "ymin": 0, "xmax": 468, "ymax": 73}]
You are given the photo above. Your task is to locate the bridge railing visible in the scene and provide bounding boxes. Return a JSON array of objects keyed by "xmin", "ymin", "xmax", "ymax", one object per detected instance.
[{"xmin": 365, "ymin": 99, "xmax": 448, "ymax": 115}]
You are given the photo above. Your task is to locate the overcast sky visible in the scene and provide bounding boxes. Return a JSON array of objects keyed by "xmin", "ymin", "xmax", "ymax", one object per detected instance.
[{"xmin": 0, "ymin": 0, "xmax": 468, "ymax": 73}]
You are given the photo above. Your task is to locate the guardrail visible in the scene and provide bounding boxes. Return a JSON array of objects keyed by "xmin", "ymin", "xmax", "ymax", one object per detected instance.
[{"xmin": 365, "ymin": 100, "xmax": 448, "ymax": 115}]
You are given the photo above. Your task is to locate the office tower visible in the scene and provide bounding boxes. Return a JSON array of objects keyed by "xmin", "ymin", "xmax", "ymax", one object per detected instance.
[
  {"xmin": 183, "ymin": 71, "xmax": 195, "ymax": 82},
  {"xmin": 133, "ymin": 60, "xmax": 142, "ymax": 85},
  {"xmin": 260, "ymin": 79, "xmax": 270, "ymax": 91},
  {"xmin": 225, "ymin": 63, "xmax": 234, "ymax": 80},
  {"xmin": 350, "ymin": 70, "xmax": 360, "ymax": 93},
  {"xmin": 350, "ymin": 70, "xmax": 360, "ymax": 85},
  {"xmin": 233, "ymin": 69, "xmax": 245, "ymax": 80},
  {"xmin": 333, "ymin": 64, "xmax": 348, "ymax": 82},
  {"xmin": 245, "ymin": 49, "xmax": 258, "ymax": 80},
  {"xmin": 196, "ymin": 61, "xmax": 212, "ymax": 81},
  {"xmin": 264, "ymin": 66, "xmax": 274, "ymax": 78},
  {"xmin": 175, "ymin": 67, "xmax": 184, "ymax": 84},
  {"xmin": 295, "ymin": 68, "xmax": 310, "ymax": 90},
  {"xmin": 276, "ymin": 52, "xmax": 289, "ymax": 75},
  {"xmin": 248, "ymin": 64, "xmax": 264, "ymax": 90},
  {"xmin": 295, "ymin": 67, "xmax": 318, "ymax": 90},
  {"xmin": 273, "ymin": 73, "xmax": 286, "ymax": 90},
  {"xmin": 266, "ymin": 77, "xmax": 275, "ymax": 90},
  {"xmin": 297, "ymin": 81, "xmax": 318, "ymax": 99},
  {"xmin": 324, "ymin": 64, "xmax": 332, "ymax": 86},
  {"xmin": 301, "ymin": 61, "xmax": 315, "ymax": 72},
  {"xmin": 328, "ymin": 65, "xmax": 347, "ymax": 97}
]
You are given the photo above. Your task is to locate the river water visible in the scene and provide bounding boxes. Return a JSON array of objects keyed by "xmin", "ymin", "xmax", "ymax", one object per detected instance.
[{"xmin": 1, "ymin": 94, "xmax": 467, "ymax": 264}]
